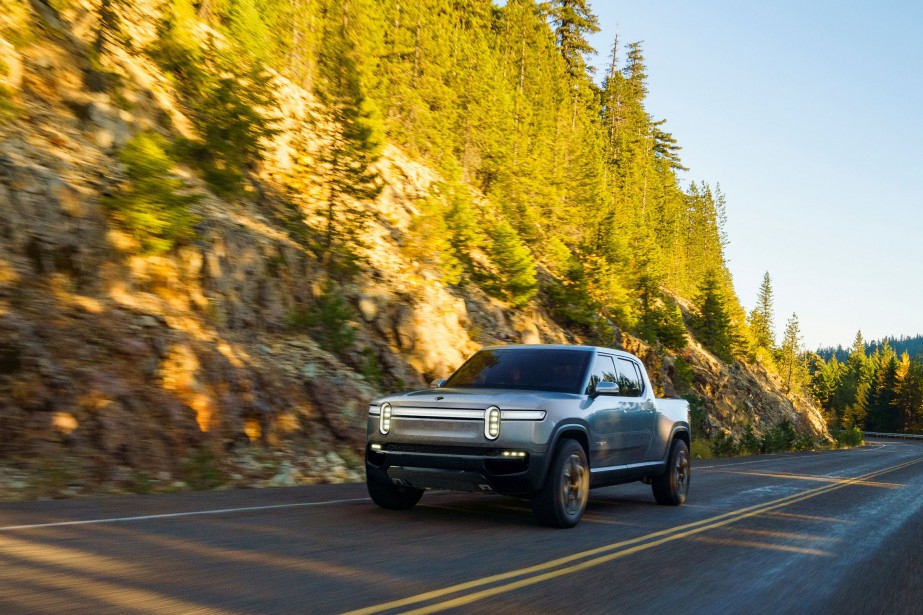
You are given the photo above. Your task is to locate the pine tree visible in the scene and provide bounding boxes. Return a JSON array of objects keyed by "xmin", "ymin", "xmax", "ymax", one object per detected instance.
[
  {"xmin": 582, "ymin": 254, "xmax": 634, "ymax": 329},
  {"xmin": 549, "ymin": 0, "xmax": 600, "ymax": 79},
  {"xmin": 895, "ymin": 357, "xmax": 923, "ymax": 432},
  {"xmin": 825, "ymin": 330, "xmax": 871, "ymax": 430},
  {"xmin": 867, "ymin": 343, "xmax": 900, "ymax": 432},
  {"xmin": 807, "ymin": 354, "xmax": 826, "ymax": 400},
  {"xmin": 847, "ymin": 330, "xmax": 871, "ymax": 387},
  {"xmin": 313, "ymin": 0, "xmax": 384, "ymax": 270},
  {"xmin": 813, "ymin": 354, "xmax": 847, "ymax": 428},
  {"xmin": 657, "ymin": 298, "xmax": 688, "ymax": 351},
  {"xmin": 844, "ymin": 380, "xmax": 870, "ymax": 430},
  {"xmin": 94, "ymin": 0, "xmax": 123, "ymax": 56},
  {"xmin": 692, "ymin": 270, "xmax": 734, "ymax": 362},
  {"xmin": 103, "ymin": 132, "xmax": 200, "ymax": 253},
  {"xmin": 403, "ymin": 192, "xmax": 464, "ymax": 285},
  {"xmin": 778, "ymin": 313, "xmax": 804, "ymax": 393},
  {"xmin": 192, "ymin": 47, "xmax": 281, "ymax": 195},
  {"xmin": 633, "ymin": 228, "xmax": 667, "ymax": 343},
  {"xmin": 486, "ymin": 219, "xmax": 538, "ymax": 307},
  {"xmin": 150, "ymin": 3, "xmax": 280, "ymax": 196},
  {"xmin": 650, "ymin": 119, "xmax": 686, "ymax": 171},
  {"xmin": 443, "ymin": 180, "xmax": 485, "ymax": 274},
  {"xmin": 601, "ymin": 30, "xmax": 623, "ymax": 158},
  {"xmin": 749, "ymin": 271, "xmax": 776, "ymax": 355},
  {"xmin": 224, "ymin": 0, "xmax": 273, "ymax": 61}
]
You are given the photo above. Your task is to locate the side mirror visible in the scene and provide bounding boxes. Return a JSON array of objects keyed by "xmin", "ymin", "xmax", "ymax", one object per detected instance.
[
  {"xmin": 592, "ymin": 381, "xmax": 620, "ymax": 397},
  {"xmin": 430, "ymin": 378, "xmax": 446, "ymax": 389}
]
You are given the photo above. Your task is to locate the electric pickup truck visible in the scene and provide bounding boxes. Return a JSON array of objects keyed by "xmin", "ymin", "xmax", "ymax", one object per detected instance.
[{"xmin": 365, "ymin": 344, "xmax": 691, "ymax": 527}]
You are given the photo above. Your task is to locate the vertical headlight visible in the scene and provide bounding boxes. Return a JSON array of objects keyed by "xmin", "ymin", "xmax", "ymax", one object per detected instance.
[
  {"xmin": 380, "ymin": 403, "xmax": 392, "ymax": 434},
  {"xmin": 485, "ymin": 406, "xmax": 500, "ymax": 440}
]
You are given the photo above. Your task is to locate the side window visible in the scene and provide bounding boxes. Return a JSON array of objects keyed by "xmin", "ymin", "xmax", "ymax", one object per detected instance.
[
  {"xmin": 616, "ymin": 358, "xmax": 644, "ymax": 397},
  {"xmin": 585, "ymin": 355, "xmax": 618, "ymax": 395}
]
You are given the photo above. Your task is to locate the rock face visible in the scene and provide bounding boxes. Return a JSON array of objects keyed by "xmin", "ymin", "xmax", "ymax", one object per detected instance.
[{"xmin": 0, "ymin": 1, "xmax": 829, "ymax": 499}]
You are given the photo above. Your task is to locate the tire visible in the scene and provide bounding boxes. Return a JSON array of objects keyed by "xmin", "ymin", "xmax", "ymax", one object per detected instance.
[
  {"xmin": 366, "ymin": 466, "xmax": 424, "ymax": 510},
  {"xmin": 652, "ymin": 439, "xmax": 690, "ymax": 506},
  {"xmin": 531, "ymin": 439, "xmax": 589, "ymax": 528}
]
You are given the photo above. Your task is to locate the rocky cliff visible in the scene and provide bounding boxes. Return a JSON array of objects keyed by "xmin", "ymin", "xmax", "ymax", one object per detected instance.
[{"xmin": 0, "ymin": 1, "xmax": 827, "ymax": 499}]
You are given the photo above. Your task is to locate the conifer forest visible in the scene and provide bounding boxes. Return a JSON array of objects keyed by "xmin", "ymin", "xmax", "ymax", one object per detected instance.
[{"xmin": 133, "ymin": 0, "xmax": 745, "ymax": 353}]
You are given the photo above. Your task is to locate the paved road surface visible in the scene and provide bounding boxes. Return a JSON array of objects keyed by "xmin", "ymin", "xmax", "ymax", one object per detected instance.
[{"xmin": 1, "ymin": 439, "xmax": 921, "ymax": 614}]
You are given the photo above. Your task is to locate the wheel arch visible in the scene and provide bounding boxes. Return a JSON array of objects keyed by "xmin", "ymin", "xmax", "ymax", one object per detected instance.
[
  {"xmin": 549, "ymin": 423, "xmax": 590, "ymax": 460},
  {"xmin": 672, "ymin": 427, "xmax": 691, "ymax": 452}
]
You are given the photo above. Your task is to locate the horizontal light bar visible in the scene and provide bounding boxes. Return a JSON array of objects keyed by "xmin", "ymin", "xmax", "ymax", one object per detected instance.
[
  {"xmin": 500, "ymin": 410, "xmax": 546, "ymax": 421},
  {"xmin": 392, "ymin": 408, "xmax": 484, "ymax": 420},
  {"xmin": 368, "ymin": 407, "xmax": 546, "ymax": 421},
  {"xmin": 501, "ymin": 451, "xmax": 528, "ymax": 458},
  {"xmin": 370, "ymin": 443, "xmax": 382, "ymax": 451}
]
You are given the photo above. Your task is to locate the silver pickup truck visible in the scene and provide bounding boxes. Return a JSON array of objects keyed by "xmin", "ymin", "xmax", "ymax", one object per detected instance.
[{"xmin": 365, "ymin": 345, "xmax": 691, "ymax": 527}]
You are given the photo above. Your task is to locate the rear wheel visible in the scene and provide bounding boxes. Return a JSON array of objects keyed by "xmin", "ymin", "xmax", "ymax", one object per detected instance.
[
  {"xmin": 531, "ymin": 439, "xmax": 589, "ymax": 528},
  {"xmin": 652, "ymin": 439, "xmax": 690, "ymax": 506},
  {"xmin": 366, "ymin": 459, "xmax": 423, "ymax": 510}
]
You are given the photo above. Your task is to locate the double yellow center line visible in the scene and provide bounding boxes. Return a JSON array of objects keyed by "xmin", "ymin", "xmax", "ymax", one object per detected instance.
[{"xmin": 343, "ymin": 455, "xmax": 922, "ymax": 615}]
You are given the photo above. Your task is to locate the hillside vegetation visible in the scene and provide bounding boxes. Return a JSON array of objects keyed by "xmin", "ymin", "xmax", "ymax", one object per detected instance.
[{"xmin": 0, "ymin": 0, "xmax": 830, "ymax": 498}]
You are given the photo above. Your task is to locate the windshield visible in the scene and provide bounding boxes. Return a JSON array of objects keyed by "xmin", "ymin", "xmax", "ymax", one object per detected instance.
[{"xmin": 444, "ymin": 348, "xmax": 592, "ymax": 394}]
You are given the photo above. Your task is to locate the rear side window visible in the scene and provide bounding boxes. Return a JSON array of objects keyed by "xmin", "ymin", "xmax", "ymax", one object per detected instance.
[{"xmin": 616, "ymin": 358, "xmax": 644, "ymax": 397}]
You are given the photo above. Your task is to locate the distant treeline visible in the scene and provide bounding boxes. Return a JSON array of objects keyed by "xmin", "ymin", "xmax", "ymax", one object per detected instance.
[
  {"xmin": 809, "ymin": 333, "xmax": 923, "ymax": 434},
  {"xmin": 724, "ymin": 271, "xmax": 923, "ymax": 435},
  {"xmin": 817, "ymin": 334, "xmax": 923, "ymax": 363}
]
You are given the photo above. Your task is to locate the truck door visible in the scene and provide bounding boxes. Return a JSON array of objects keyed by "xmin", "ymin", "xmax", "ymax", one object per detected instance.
[
  {"xmin": 584, "ymin": 354, "xmax": 622, "ymax": 469},
  {"xmin": 614, "ymin": 357, "xmax": 655, "ymax": 465}
]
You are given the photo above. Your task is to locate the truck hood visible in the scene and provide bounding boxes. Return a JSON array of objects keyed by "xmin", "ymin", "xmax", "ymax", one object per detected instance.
[{"xmin": 373, "ymin": 388, "xmax": 581, "ymax": 411}]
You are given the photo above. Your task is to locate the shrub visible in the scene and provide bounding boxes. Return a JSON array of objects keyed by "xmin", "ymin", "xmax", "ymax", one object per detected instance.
[
  {"xmin": 103, "ymin": 132, "xmax": 199, "ymax": 253},
  {"xmin": 794, "ymin": 432, "xmax": 816, "ymax": 451},
  {"xmin": 710, "ymin": 432, "xmax": 739, "ymax": 457},
  {"xmin": 359, "ymin": 347, "xmax": 385, "ymax": 389},
  {"xmin": 690, "ymin": 438, "xmax": 713, "ymax": 460},
  {"xmin": 290, "ymin": 283, "xmax": 355, "ymax": 355},
  {"xmin": 671, "ymin": 357, "xmax": 693, "ymax": 395},
  {"xmin": 833, "ymin": 426, "xmax": 864, "ymax": 448},
  {"xmin": 638, "ymin": 297, "xmax": 687, "ymax": 351},
  {"xmin": 684, "ymin": 394, "xmax": 709, "ymax": 440},
  {"xmin": 0, "ymin": 85, "xmax": 14, "ymax": 120},
  {"xmin": 544, "ymin": 275, "xmax": 604, "ymax": 332},
  {"xmin": 740, "ymin": 424, "xmax": 760, "ymax": 455},
  {"xmin": 180, "ymin": 447, "xmax": 224, "ymax": 490},
  {"xmin": 760, "ymin": 419, "xmax": 797, "ymax": 453}
]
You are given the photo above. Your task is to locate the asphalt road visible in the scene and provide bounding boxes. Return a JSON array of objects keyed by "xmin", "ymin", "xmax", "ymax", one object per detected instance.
[{"xmin": 1, "ymin": 439, "xmax": 921, "ymax": 615}]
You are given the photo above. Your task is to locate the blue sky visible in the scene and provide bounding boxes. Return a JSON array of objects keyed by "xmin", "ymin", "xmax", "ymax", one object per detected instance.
[{"xmin": 582, "ymin": 1, "xmax": 923, "ymax": 349}]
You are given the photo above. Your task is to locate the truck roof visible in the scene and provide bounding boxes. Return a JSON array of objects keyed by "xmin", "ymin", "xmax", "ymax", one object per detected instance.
[{"xmin": 480, "ymin": 344, "xmax": 639, "ymax": 360}]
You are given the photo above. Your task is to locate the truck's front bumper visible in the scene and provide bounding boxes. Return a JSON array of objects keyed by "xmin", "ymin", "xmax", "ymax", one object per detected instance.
[{"xmin": 365, "ymin": 442, "xmax": 549, "ymax": 495}]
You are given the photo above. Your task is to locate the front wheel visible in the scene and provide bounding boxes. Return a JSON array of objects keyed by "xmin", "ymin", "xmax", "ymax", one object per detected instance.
[
  {"xmin": 652, "ymin": 439, "xmax": 690, "ymax": 506},
  {"xmin": 366, "ymin": 466, "xmax": 424, "ymax": 510},
  {"xmin": 531, "ymin": 439, "xmax": 589, "ymax": 528}
]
